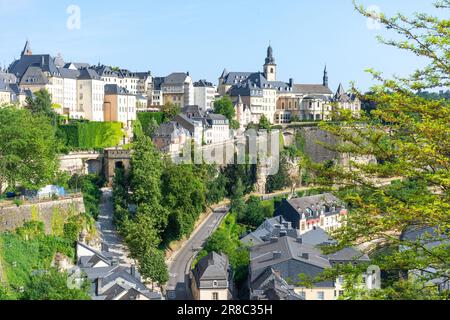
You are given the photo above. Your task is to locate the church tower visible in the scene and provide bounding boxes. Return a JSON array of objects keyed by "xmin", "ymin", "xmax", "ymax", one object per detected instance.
[
  {"xmin": 21, "ymin": 40, "xmax": 32, "ymax": 57},
  {"xmin": 323, "ymin": 65, "xmax": 329, "ymax": 87},
  {"xmin": 263, "ymin": 44, "xmax": 277, "ymax": 82}
]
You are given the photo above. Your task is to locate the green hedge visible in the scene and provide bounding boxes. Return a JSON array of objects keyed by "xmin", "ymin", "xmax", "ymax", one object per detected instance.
[
  {"xmin": 137, "ymin": 112, "xmax": 164, "ymax": 129},
  {"xmin": 58, "ymin": 122, "xmax": 123, "ymax": 150}
]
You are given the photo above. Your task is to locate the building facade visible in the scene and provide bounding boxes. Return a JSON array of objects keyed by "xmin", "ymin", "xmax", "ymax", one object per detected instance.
[{"xmin": 194, "ymin": 80, "xmax": 216, "ymax": 112}]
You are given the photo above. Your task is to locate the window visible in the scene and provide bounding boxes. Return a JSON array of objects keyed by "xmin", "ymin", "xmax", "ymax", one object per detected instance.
[
  {"xmin": 212, "ymin": 292, "xmax": 219, "ymax": 300},
  {"xmin": 317, "ymin": 291, "xmax": 325, "ymax": 300},
  {"xmin": 213, "ymin": 280, "xmax": 218, "ymax": 288}
]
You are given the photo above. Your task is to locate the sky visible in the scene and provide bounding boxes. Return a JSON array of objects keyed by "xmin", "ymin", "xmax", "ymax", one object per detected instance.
[{"xmin": 0, "ymin": 0, "xmax": 444, "ymax": 91}]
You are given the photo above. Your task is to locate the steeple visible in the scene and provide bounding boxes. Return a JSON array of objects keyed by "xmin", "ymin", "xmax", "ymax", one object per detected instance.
[
  {"xmin": 21, "ymin": 40, "xmax": 32, "ymax": 57},
  {"xmin": 265, "ymin": 44, "xmax": 276, "ymax": 65},
  {"xmin": 323, "ymin": 65, "xmax": 328, "ymax": 87},
  {"xmin": 263, "ymin": 43, "xmax": 277, "ymax": 81}
]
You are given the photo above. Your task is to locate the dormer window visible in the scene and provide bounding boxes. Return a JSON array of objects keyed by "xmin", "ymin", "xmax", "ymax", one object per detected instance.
[{"xmin": 213, "ymin": 280, "xmax": 219, "ymax": 288}]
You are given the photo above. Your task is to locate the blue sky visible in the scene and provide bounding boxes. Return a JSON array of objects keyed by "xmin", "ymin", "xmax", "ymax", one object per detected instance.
[{"xmin": 0, "ymin": 0, "xmax": 443, "ymax": 91}]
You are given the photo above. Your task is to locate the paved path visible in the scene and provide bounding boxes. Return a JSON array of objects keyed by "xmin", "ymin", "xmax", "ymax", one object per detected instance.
[
  {"xmin": 96, "ymin": 188, "xmax": 133, "ymax": 267},
  {"xmin": 166, "ymin": 206, "xmax": 229, "ymax": 300}
]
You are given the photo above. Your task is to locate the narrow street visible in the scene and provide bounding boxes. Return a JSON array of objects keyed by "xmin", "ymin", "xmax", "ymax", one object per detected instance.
[
  {"xmin": 96, "ymin": 188, "xmax": 133, "ymax": 267},
  {"xmin": 166, "ymin": 207, "xmax": 229, "ymax": 300}
]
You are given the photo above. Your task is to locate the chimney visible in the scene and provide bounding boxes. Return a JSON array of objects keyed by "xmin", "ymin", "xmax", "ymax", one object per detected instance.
[
  {"xmin": 297, "ymin": 237, "xmax": 303, "ymax": 244},
  {"xmin": 41, "ymin": 56, "xmax": 45, "ymax": 66},
  {"xmin": 289, "ymin": 78, "xmax": 294, "ymax": 87},
  {"xmin": 130, "ymin": 265, "xmax": 136, "ymax": 278},
  {"xmin": 302, "ymin": 253, "xmax": 309, "ymax": 260},
  {"xmin": 96, "ymin": 277, "xmax": 103, "ymax": 295},
  {"xmin": 273, "ymin": 251, "xmax": 282, "ymax": 260},
  {"xmin": 101, "ymin": 242, "xmax": 109, "ymax": 252}
]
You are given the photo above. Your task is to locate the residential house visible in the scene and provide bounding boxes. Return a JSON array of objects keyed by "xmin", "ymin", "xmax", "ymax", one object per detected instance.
[
  {"xmin": 151, "ymin": 73, "xmax": 194, "ymax": 108},
  {"xmin": 250, "ymin": 267, "xmax": 303, "ymax": 300},
  {"xmin": 76, "ymin": 242, "xmax": 162, "ymax": 300},
  {"xmin": 400, "ymin": 226, "xmax": 450, "ymax": 293},
  {"xmin": 249, "ymin": 236, "xmax": 373, "ymax": 300},
  {"xmin": 190, "ymin": 252, "xmax": 233, "ymax": 301},
  {"xmin": 241, "ymin": 216, "xmax": 299, "ymax": 247},
  {"xmin": 153, "ymin": 121, "xmax": 189, "ymax": 154},
  {"xmin": 275, "ymin": 193, "xmax": 347, "ymax": 234},
  {"xmin": 103, "ymin": 84, "xmax": 136, "ymax": 129},
  {"xmin": 194, "ymin": 79, "xmax": 216, "ymax": 112},
  {"xmin": 76, "ymin": 68, "xmax": 105, "ymax": 121}
]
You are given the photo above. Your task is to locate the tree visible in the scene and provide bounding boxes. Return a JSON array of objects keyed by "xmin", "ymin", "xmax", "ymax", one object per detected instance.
[
  {"xmin": 130, "ymin": 136, "xmax": 163, "ymax": 205},
  {"xmin": 25, "ymin": 89, "xmax": 59, "ymax": 124},
  {"xmin": 0, "ymin": 106, "xmax": 59, "ymax": 192},
  {"xmin": 161, "ymin": 102, "xmax": 181, "ymax": 121},
  {"xmin": 258, "ymin": 115, "xmax": 271, "ymax": 131},
  {"xmin": 266, "ymin": 151, "xmax": 293, "ymax": 193},
  {"xmin": 121, "ymin": 212, "xmax": 161, "ymax": 260},
  {"xmin": 230, "ymin": 178, "xmax": 246, "ymax": 217},
  {"xmin": 138, "ymin": 248, "xmax": 169, "ymax": 289},
  {"xmin": 145, "ymin": 118, "xmax": 160, "ymax": 137},
  {"xmin": 214, "ymin": 96, "xmax": 240, "ymax": 129},
  {"xmin": 237, "ymin": 196, "xmax": 271, "ymax": 228},
  {"xmin": 309, "ymin": 1, "xmax": 450, "ymax": 299},
  {"xmin": 21, "ymin": 269, "xmax": 90, "ymax": 300},
  {"xmin": 162, "ymin": 163, "xmax": 207, "ymax": 240}
]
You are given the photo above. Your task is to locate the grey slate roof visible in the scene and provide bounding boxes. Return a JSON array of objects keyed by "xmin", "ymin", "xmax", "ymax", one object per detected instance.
[
  {"xmin": 285, "ymin": 193, "xmax": 344, "ymax": 220},
  {"xmin": 294, "ymin": 84, "xmax": 333, "ymax": 95},
  {"xmin": 301, "ymin": 227, "xmax": 336, "ymax": 246},
  {"xmin": 164, "ymin": 72, "xmax": 189, "ymax": 85},
  {"xmin": 193, "ymin": 252, "xmax": 229, "ymax": 282},
  {"xmin": 9, "ymin": 54, "xmax": 60, "ymax": 79},
  {"xmin": 76, "ymin": 242, "xmax": 162, "ymax": 300},
  {"xmin": 19, "ymin": 66, "xmax": 49, "ymax": 85},
  {"xmin": 241, "ymin": 216, "xmax": 299, "ymax": 246},
  {"xmin": 0, "ymin": 71, "xmax": 17, "ymax": 84},
  {"xmin": 400, "ymin": 226, "xmax": 450, "ymax": 249},
  {"xmin": 251, "ymin": 268, "xmax": 303, "ymax": 300},
  {"xmin": 194, "ymin": 79, "xmax": 214, "ymax": 87},
  {"xmin": 250, "ymin": 235, "xmax": 370, "ymax": 289},
  {"xmin": 77, "ymin": 68, "xmax": 101, "ymax": 80},
  {"xmin": 58, "ymin": 67, "xmax": 79, "ymax": 79},
  {"xmin": 104, "ymin": 84, "xmax": 130, "ymax": 95}
]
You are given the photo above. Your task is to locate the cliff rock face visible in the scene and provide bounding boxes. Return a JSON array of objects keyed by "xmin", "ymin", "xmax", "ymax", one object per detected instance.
[{"xmin": 0, "ymin": 197, "xmax": 85, "ymax": 234}]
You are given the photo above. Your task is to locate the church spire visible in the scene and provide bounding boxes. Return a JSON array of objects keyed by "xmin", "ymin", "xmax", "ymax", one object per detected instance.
[
  {"xmin": 21, "ymin": 40, "xmax": 32, "ymax": 57},
  {"xmin": 323, "ymin": 64, "xmax": 328, "ymax": 87},
  {"xmin": 265, "ymin": 43, "xmax": 276, "ymax": 65}
]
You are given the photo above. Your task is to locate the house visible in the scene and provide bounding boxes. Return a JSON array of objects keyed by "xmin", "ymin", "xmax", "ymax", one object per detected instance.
[
  {"xmin": 103, "ymin": 84, "xmax": 136, "ymax": 129},
  {"xmin": 240, "ymin": 216, "xmax": 299, "ymax": 247},
  {"xmin": 275, "ymin": 193, "xmax": 347, "ymax": 234},
  {"xmin": 150, "ymin": 72, "xmax": 194, "ymax": 108},
  {"xmin": 153, "ymin": 121, "xmax": 189, "ymax": 153},
  {"xmin": 76, "ymin": 68, "xmax": 105, "ymax": 121},
  {"xmin": 190, "ymin": 252, "xmax": 233, "ymax": 300},
  {"xmin": 174, "ymin": 105, "xmax": 231, "ymax": 146},
  {"xmin": 249, "ymin": 236, "xmax": 373, "ymax": 300},
  {"xmin": 76, "ymin": 242, "xmax": 162, "ymax": 300},
  {"xmin": 194, "ymin": 79, "xmax": 216, "ymax": 112},
  {"xmin": 250, "ymin": 267, "xmax": 303, "ymax": 300},
  {"xmin": 400, "ymin": 226, "xmax": 450, "ymax": 293}
]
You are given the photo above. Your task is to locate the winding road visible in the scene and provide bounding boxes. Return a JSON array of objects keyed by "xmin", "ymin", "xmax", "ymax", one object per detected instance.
[{"xmin": 166, "ymin": 206, "xmax": 229, "ymax": 300}]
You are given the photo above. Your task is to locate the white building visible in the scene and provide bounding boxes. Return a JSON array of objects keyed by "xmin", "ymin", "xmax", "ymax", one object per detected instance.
[
  {"xmin": 194, "ymin": 80, "xmax": 216, "ymax": 112},
  {"xmin": 77, "ymin": 69, "xmax": 105, "ymax": 121}
]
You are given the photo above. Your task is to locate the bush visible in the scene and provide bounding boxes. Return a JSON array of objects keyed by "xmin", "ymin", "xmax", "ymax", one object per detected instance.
[
  {"xmin": 137, "ymin": 112, "xmax": 164, "ymax": 129},
  {"xmin": 58, "ymin": 121, "xmax": 123, "ymax": 150}
]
